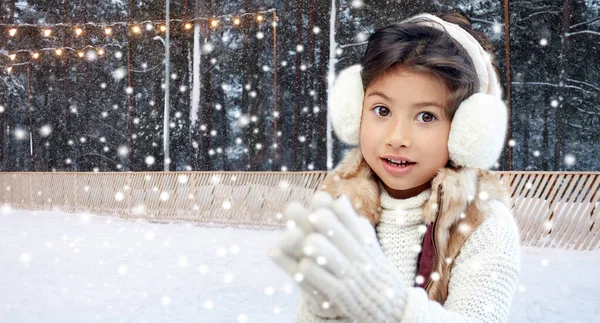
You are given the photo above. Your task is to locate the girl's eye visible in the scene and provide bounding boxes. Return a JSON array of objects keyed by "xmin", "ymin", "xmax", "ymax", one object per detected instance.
[
  {"xmin": 417, "ymin": 112, "xmax": 436, "ymax": 123},
  {"xmin": 373, "ymin": 106, "xmax": 390, "ymax": 117}
]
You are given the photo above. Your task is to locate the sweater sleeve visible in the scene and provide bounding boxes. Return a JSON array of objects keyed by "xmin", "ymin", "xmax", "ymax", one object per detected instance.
[
  {"xmin": 294, "ymin": 293, "xmax": 355, "ymax": 323},
  {"xmin": 399, "ymin": 200, "xmax": 521, "ymax": 323}
]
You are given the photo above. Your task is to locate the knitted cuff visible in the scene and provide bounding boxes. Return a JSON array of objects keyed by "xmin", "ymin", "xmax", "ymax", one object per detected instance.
[
  {"xmin": 296, "ymin": 293, "xmax": 351, "ymax": 322},
  {"xmin": 336, "ymin": 252, "xmax": 407, "ymax": 322}
]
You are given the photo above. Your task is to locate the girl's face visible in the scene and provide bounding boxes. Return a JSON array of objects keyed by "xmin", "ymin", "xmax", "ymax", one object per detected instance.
[{"xmin": 360, "ymin": 65, "xmax": 452, "ymax": 199}]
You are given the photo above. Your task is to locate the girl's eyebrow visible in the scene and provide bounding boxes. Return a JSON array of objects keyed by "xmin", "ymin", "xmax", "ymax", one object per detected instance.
[
  {"xmin": 366, "ymin": 91, "xmax": 392, "ymax": 101},
  {"xmin": 412, "ymin": 102, "xmax": 443, "ymax": 109},
  {"xmin": 366, "ymin": 91, "xmax": 442, "ymax": 109}
]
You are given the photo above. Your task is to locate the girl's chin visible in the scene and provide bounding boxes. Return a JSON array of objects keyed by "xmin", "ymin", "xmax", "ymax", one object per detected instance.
[{"xmin": 377, "ymin": 175, "xmax": 415, "ymax": 191}]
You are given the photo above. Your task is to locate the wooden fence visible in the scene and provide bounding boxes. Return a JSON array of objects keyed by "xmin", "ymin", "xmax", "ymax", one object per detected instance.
[{"xmin": 0, "ymin": 171, "xmax": 598, "ymax": 251}]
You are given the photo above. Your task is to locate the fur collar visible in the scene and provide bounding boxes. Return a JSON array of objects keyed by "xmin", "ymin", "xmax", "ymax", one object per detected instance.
[{"xmin": 318, "ymin": 148, "xmax": 511, "ymax": 303}]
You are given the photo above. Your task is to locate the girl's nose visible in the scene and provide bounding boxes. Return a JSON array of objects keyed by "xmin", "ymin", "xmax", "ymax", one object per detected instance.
[{"xmin": 385, "ymin": 121, "xmax": 412, "ymax": 148}]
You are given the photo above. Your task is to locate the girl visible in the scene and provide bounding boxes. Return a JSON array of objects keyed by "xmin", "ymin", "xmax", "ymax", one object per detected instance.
[{"xmin": 269, "ymin": 11, "xmax": 520, "ymax": 323}]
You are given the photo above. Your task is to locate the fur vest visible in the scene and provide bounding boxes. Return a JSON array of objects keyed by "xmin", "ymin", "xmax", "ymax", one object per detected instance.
[{"xmin": 318, "ymin": 148, "xmax": 511, "ymax": 304}]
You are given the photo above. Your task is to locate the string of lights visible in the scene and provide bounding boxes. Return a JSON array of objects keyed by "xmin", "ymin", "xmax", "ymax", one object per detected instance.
[
  {"xmin": 2, "ymin": 9, "xmax": 278, "ymax": 72},
  {"xmin": 2, "ymin": 43, "xmax": 131, "ymax": 72},
  {"xmin": 1, "ymin": 8, "xmax": 277, "ymax": 37}
]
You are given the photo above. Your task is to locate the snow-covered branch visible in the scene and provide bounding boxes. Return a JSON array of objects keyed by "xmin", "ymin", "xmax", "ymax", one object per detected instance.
[
  {"xmin": 565, "ymin": 121, "xmax": 584, "ymax": 129},
  {"xmin": 567, "ymin": 78, "xmax": 600, "ymax": 92},
  {"xmin": 571, "ymin": 16, "xmax": 600, "ymax": 29},
  {"xmin": 339, "ymin": 41, "xmax": 367, "ymax": 49},
  {"xmin": 78, "ymin": 153, "xmax": 118, "ymax": 165},
  {"xmin": 470, "ymin": 18, "xmax": 500, "ymax": 25},
  {"xmin": 565, "ymin": 30, "xmax": 600, "ymax": 38},
  {"xmin": 131, "ymin": 63, "xmax": 163, "ymax": 73},
  {"xmin": 523, "ymin": 11, "xmax": 561, "ymax": 20},
  {"xmin": 512, "ymin": 82, "xmax": 592, "ymax": 94},
  {"xmin": 512, "ymin": 2, "xmax": 561, "ymax": 10},
  {"xmin": 575, "ymin": 107, "xmax": 600, "ymax": 116},
  {"xmin": 565, "ymin": 121, "xmax": 596, "ymax": 133}
]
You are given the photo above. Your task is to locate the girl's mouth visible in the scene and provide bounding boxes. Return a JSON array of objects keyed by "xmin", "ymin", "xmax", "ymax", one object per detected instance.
[{"xmin": 381, "ymin": 158, "xmax": 416, "ymax": 175}]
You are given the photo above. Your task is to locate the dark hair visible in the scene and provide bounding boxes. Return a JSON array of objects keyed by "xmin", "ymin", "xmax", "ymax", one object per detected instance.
[{"xmin": 361, "ymin": 11, "xmax": 498, "ymax": 120}]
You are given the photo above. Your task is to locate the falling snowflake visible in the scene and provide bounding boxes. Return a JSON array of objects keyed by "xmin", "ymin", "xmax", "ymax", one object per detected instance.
[
  {"xmin": 198, "ymin": 265, "xmax": 208, "ymax": 274},
  {"xmin": 222, "ymin": 200, "xmax": 232, "ymax": 210},
  {"xmin": 177, "ymin": 256, "xmax": 188, "ymax": 267},
  {"xmin": 492, "ymin": 22, "xmax": 503, "ymax": 34},
  {"xmin": 178, "ymin": 175, "xmax": 189, "ymax": 184},
  {"xmin": 202, "ymin": 43, "xmax": 214, "ymax": 53},
  {"xmin": 159, "ymin": 192, "xmax": 170, "ymax": 201},
  {"xmin": 564, "ymin": 154, "xmax": 576, "ymax": 166},
  {"xmin": 264, "ymin": 286, "xmax": 275, "ymax": 296},
  {"xmin": 352, "ymin": 0, "xmax": 364, "ymax": 8},
  {"xmin": 145, "ymin": 156, "xmax": 155, "ymax": 165},
  {"xmin": 415, "ymin": 275, "xmax": 425, "ymax": 285},
  {"xmin": 223, "ymin": 273, "xmax": 234, "ymax": 284},
  {"xmin": 356, "ymin": 31, "xmax": 368, "ymax": 42},
  {"xmin": 19, "ymin": 252, "xmax": 32, "ymax": 264},
  {"xmin": 39, "ymin": 125, "xmax": 52, "ymax": 137},
  {"xmin": 112, "ymin": 67, "xmax": 126, "ymax": 80},
  {"xmin": 14, "ymin": 128, "xmax": 27, "ymax": 140},
  {"xmin": 117, "ymin": 146, "xmax": 129, "ymax": 157},
  {"xmin": 239, "ymin": 115, "xmax": 250, "ymax": 126},
  {"xmin": 85, "ymin": 50, "xmax": 97, "ymax": 61}
]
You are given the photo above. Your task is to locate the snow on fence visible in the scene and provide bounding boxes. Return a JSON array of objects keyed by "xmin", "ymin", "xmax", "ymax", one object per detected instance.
[{"xmin": 0, "ymin": 171, "xmax": 598, "ymax": 250}]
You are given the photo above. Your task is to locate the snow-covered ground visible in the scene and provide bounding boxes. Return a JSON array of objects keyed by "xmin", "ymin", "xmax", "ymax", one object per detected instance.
[{"xmin": 1, "ymin": 209, "xmax": 598, "ymax": 322}]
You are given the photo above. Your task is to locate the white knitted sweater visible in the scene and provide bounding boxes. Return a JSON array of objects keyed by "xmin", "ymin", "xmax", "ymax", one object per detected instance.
[{"xmin": 295, "ymin": 188, "xmax": 521, "ymax": 322}]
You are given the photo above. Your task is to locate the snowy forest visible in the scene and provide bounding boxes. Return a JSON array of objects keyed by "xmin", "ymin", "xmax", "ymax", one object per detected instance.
[{"xmin": 0, "ymin": 0, "xmax": 599, "ymax": 172}]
